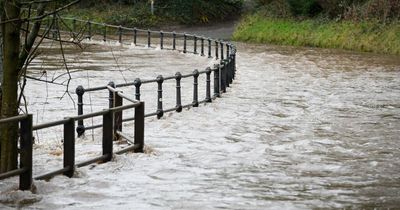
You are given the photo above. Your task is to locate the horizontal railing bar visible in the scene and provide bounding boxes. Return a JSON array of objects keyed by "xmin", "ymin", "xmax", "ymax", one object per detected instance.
[
  {"xmin": 145, "ymin": 112, "xmax": 157, "ymax": 118},
  {"xmin": 164, "ymin": 107, "xmax": 178, "ymax": 113},
  {"xmin": 0, "ymin": 168, "xmax": 26, "ymax": 180},
  {"xmin": 0, "ymin": 115, "xmax": 28, "ymax": 124},
  {"xmin": 182, "ymin": 103, "xmax": 195, "ymax": 109},
  {"xmin": 34, "ymin": 104, "xmax": 139, "ymax": 130},
  {"xmin": 33, "ymin": 118, "xmax": 70, "ymax": 130},
  {"xmin": 117, "ymin": 92, "xmax": 138, "ymax": 103},
  {"xmin": 75, "ymin": 104, "xmax": 138, "ymax": 121},
  {"xmin": 106, "ymin": 86, "xmax": 139, "ymax": 104},
  {"xmin": 108, "ymin": 103, "xmax": 140, "ymax": 112},
  {"xmin": 107, "ymin": 85, "xmax": 119, "ymax": 93},
  {"xmin": 116, "ymin": 131, "xmax": 134, "ymax": 145},
  {"xmin": 84, "ymin": 86, "xmax": 108, "ymax": 92},
  {"xmin": 163, "ymin": 75, "xmax": 176, "ymax": 81},
  {"xmin": 141, "ymin": 78, "xmax": 158, "ymax": 84},
  {"xmin": 34, "ymin": 166, "xmax": 71, "ymax": 180},
  {"xmin": 85, "ymin": 124, "xmax": 102, "ymax": 130},
  {"xmin": 198, "ymin": 70, "xmax": 209, "ymax": 74},
  {"xmin": 199, "ymin": 99, "xmax": 209, "ymax": 104},
  {"xmin": 76, "ymin": 155, "xmax": 109, "ymax": 168},
  {"xmin": 115, "ymin": 144, "xmax": 142, "ymax": 155},
  {"xmin": 115, "ymin": 82, "xmax": 136, "ymax": 88},
  {"xmin": 181, "ymin": 73, "xmax": 196, "ymax": 78},
  {"xmin": 122, "ymin": 117, "xmax": 135, "ymax": 123}
]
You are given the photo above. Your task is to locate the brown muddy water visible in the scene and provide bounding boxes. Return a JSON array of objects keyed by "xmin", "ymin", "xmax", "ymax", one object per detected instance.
[{"xmin": 1, "ymin": 25, "xmax": 399, "ymax": 209}]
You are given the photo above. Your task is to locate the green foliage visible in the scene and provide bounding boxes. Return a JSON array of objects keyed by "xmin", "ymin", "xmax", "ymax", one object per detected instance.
[
  {"xmin": 156, "ymin": 0, "xmax": 243, "ymax": 24},
  {"xmin": 286, "ymin": 0, "xmax": 323, "ymax": 17},
  {"xmin": 65, "ymin": 0, "xmax": 243, "ymax": 27},
  {"xmin": 253, "ymin": 0, "xmax": 400, "ymax": 22},
  {"xmin": 64, "ymin": 2, "xmax": 159, "ymax": 27},
  {"xmin": 233, "ymin": 15, "xmax": 400, "ymax": 55}
]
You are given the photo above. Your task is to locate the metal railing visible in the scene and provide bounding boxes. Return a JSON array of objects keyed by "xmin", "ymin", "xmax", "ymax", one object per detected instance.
[
  {"xmin": 0, "ymin": 17, "xmax": 236, "ymax": 190},
  {"xmin": 64, "ymin": 18, "xmax": 237, "ymax": 136}
]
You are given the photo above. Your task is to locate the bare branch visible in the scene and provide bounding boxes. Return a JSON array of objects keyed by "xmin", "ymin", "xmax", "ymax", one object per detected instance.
[
  {"xmin": 0, "ymin": 0, "xmax": 81, "ymax": 25},
  {"xmin": 18, "ymin": 3, "xmax": 47, "ymax": 72}
]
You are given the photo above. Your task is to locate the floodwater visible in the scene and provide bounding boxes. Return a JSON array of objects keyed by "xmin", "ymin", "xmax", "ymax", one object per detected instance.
[{"xmin": 1, "ymin": 30, "xmax": 400, "ymax": 209}]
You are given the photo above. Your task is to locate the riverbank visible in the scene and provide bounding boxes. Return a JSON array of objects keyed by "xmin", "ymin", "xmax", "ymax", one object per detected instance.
[{"xmin": 233, "ymin": 15, "xmax": 400, "ymax": 55}]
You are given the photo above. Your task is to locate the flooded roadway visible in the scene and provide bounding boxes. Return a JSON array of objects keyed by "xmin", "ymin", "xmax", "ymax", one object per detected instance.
[{"xmin": 1, "ymin": 28, "xmax": 400, "ymax": 209}]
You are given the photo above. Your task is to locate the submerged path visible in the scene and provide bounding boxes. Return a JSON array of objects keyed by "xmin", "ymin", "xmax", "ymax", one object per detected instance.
[{"xmin": 1, "ymin": 26, "xmax": 400, "ymax": 209}]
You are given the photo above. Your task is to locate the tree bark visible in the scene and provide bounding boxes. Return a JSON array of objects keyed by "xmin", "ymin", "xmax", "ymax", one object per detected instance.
[{"xmin": 0, "ymin": 0, "xmax": 21, "ymax": 173}]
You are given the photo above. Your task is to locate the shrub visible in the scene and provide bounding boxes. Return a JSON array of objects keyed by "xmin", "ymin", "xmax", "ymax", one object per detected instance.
[
  {"xmin": 156, "ymin": 0, "xmax": 243, "ymax": 24},
  {"xmin": 286, "ymin": 0, "xmax": 323, "ymax": 17}
]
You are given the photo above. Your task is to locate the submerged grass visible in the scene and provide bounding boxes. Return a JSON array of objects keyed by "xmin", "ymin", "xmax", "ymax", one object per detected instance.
[{"xmin": 233, "ymin": 15, "xmax": 400, "ymax": 55}]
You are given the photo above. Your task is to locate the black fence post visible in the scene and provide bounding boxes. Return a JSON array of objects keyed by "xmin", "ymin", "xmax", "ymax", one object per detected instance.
[
  {"xmin": 134, "ymin": 102, "xmax": 145, "ymax": 153},
  {"xmin": 194, "ymin": 36, "xmax": 198, "ymax": 54},
  {"xmin": 215, "ymin": 41, "xmax": 219, "ymax": 59},
  {"xmin": 118, "ymin": 26, "xmax": 123, "ymax": 43},
  {"xmin": 201, "ymin": 37, "xmax": 205, "ymax": 56},
  {"xmin": 156, "ymin": 75, "xmax": 164, "ymax": 119},
  {"xmin": 87, "ymin": 21, "xmax": 91, "ymax": 40},
  {"xmin": 220, "ymin": 61, "xmax": 226, "ymax": 93},
  {"xmin": 20, "ymin": 114, "xmax": 33, "ymax": 191},
  {"xmin": 133, "ymin": 28, "xmax": 137, "ymax": 45},
  {"xmin": 183, "ymin": 34, "xmax": 187, "ymax": 53},
  {"xmin": 114, "ymin": 91, "xmax": 123, "ymax": 135},
  {"xmin": 208, "ymin": 38, "xmax": 212, "ymax": 58},
  {"xmin": 233, "ymin": 52, "xmax": 236, "ymax": 78},
  {"xmin": 172, "ymin": 32, "xmax": 176, "ymax": 50},
  {"xmin": 63, "ymin": 118, "xmax": 75, "ymax": 178},
  {"xmin": 108, "ymin": 81, "xmax": 115, "ymax": 109},
  {"xmin": 226, "ymin": 44, "xmax": 230, "ymax": 59},
  {"xmin": 147, "ymin": 29, "xmax": 151, "ymax": 48},
  {"xmin": 220, "ymin": 42, "xmax": 224, "ymax": 60},
  {"xmin": 228, "ymin": 56, "xmax": 233, "ymax": 84},
  {"xmin": 205, "ymin": 67, "xmax": 212, "ymax": 102},
  {"xmin": 192, "ymin": 69, "xmax": 199, "ymax": 107},
  {"xmin": 160, "ymin": 31, "xmax": 164, "ymax": 49},
  {"xmin": 103, "ymin": 24, "xmax": 107, "ymax": 42},
  {"xmin": 214, "ymin": 64, "xmax": 220, "ymax": 97},
  {"xmin": 102, "ymin": 110, "xmax": 113, "ymax": 162},
  {"xmin": 133, "ymin": 78, "xmax": 142, "ymax": 100},
  {"xmin": 76, "ymin": 86, "xmax": 85, "ymax": 137},
  {"xmin": 175, "ymin": 72, "xmax": 182, "ymax": 112},
  {"xmin": 224, "ymin": 59, "xmax": 230, "ymax": 88}
]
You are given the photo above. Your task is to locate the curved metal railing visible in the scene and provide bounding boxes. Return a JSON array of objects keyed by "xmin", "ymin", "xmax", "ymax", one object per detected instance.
[
  {"xmin": 0, "ymin": 17, "xmax": 237, "ymax": 190},
  {"xmin": 63, "ymin": 18, "xmax": 237, "ymax": 137}
]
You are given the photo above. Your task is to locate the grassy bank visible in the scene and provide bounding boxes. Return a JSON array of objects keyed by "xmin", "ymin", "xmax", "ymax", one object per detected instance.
[{"xmin": 233, "ymin": 15, "xmax": 400, "ymax": 55}]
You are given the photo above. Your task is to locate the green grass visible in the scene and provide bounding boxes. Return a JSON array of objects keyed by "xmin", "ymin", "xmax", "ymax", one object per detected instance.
[{"xmin": 233, "ymin": 15, "xmax": 400, "ymax": 55}]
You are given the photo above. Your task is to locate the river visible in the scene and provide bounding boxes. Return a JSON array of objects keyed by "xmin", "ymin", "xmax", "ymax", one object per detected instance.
[{"xmin": 0, "ymin": 26, "xmax": 399, "ymax": 209}]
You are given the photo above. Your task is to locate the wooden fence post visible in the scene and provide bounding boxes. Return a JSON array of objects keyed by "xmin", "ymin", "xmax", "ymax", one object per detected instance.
[
  {"xmin": 134, "ymin": 102, "xmax": 145, "ymax": 153},
  {"xmin": 102, "ymin": 110, "xmax": 114, "ymax": 162},
  {"xmin": 63, "ymin": 118, "xmax": 75, "ymax": 178},
  {"xmin": 20, "ymin": 114, "xmax": 33, "ymax": 190}
]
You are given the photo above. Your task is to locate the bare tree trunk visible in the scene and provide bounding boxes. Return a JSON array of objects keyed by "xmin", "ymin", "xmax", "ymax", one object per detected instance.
[{"xmin": 0, "ymin": 0, "xmax": 21, "ymax": 173}]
